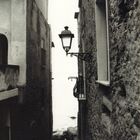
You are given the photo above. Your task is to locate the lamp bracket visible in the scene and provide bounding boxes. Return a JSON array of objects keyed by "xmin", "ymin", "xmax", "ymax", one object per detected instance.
[
  {"xmin": 68, "ymin": 76, "xmax": 78, "ymax": 81},
  {"xmin": 67, "ymin": 52, "xmax": 92, "ymax": 62}
]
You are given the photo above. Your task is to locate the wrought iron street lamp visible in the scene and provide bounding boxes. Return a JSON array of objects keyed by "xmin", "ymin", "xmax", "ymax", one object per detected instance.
[
  {"xmin": 59, "ymin": 26, "xmax": 74, "ymax": 54},
  {"xmin": 59, "ymin": 26, "xmax": 91, "ymax": 61}
]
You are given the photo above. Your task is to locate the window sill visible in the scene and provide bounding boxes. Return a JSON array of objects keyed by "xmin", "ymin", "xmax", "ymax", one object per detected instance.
[
  {"xmin": 78, "ymin": 97, "xmax": 86, "ymax": 101},
  {"xmin": 96, "ymin": 80, "xmax": 110, "ymax": 86}
]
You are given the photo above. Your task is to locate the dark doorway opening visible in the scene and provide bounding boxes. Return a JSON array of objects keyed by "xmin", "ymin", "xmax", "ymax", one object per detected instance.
[{"xmin": 0, "ymin": 34, "xmax": 8, "ymax": 64}]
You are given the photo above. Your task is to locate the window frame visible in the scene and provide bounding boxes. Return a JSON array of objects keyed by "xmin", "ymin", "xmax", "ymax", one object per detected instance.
[{"xmin": 95, "ymin": 0, "xmax": 110, "ymax": 86}]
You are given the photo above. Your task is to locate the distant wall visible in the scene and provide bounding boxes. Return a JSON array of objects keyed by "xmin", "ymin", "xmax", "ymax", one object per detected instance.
[
  {"xmin": 35, "ymin": 0, "xmax": 48, "ymax": 20},
  {"xmin": 26, "ymin": 0, "xmax": 51, "ymax": 103},
  {"xmin": 0, "ymin": 0, "xmax": 27, "ymax": 86},
  {"xmin": 25, "ymin": 0, "xmax": 52, "ymax": 139},
  {"xmin": 10, "ymin": 0, "xmax": 27, "ymax": 85},
  {"xmin": 11, "ymin": 0, "xmax": 52, "ymax": 140}
]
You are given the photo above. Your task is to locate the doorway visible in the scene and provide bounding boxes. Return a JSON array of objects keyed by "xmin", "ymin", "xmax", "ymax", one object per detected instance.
[{"xmin": 0, "ymin": 34, "xmax": 8, "ymax": 64}]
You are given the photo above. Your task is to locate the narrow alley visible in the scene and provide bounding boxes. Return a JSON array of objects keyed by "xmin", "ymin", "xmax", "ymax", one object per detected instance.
[{"xmin": 0, "ymin": 0, "xmax": 140, "ymax": 140}]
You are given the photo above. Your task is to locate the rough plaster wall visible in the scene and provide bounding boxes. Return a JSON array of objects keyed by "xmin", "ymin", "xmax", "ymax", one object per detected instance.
[
  {"xmin": 79, "ymin": 0, "xmax": 109, "ymax": 139},
  {"xmin": 0, "ymin": 0, "xmax": 27, "ymax": 86},
  {"xmin": 25, "ymin": 0, "xmax": 52, "ymax": 140},
  {"xmin": 26, "ymin": 0, "xmax": 43, "ymax": 102},
  {"xmin": 0, "ymin": 0, "xmax": 11, "ymax": 32},
  {"xmin": 11, "ymin": 0, "xmax": 52, "ymax": 140},
  {"xmin": 26, "ymin": 0, "xmax": 52, "ymax": 104},
  {"xmin": 80, "ymin": 0, "xmax": 140, "ymax": 139},
  {"xmin": 0, "ymin": 0, "xmax": 11, "ymax": 30},
  {"xmin": 0, "ymin": 0, "xmax": 11, "ymax": 68},
  {"xmin": 109, "ymin": 0, "xmax": 140, "ymax": 139},
  {"xmin": 35, "ymin": 0, "xmax": 48, "ymax": 20},
  {"xmin": 10, "ymin": 0, "xmax": 27, "ymax": 85}
]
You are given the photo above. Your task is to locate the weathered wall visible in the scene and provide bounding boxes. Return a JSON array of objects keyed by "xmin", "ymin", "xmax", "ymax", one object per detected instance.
[
  {"xmin": 79, "ymin": 0, "xmax": 140, "ymax": 140},
  {"xmin": 0, "ymin": 0, "xmax": 27, "ymax": 86},
  {"xmin": 0, "ymin": 101, "xmax": 11, "ymax": 140},
  {"xmin": 0, "ymin": 0, "xmax": 11, "ymax": 33},
  {"xmin": 0, "ymin": 0, "xmax": 52, "ymax": 139},
  {"xmin": 10, "ymin": 0, "xmax": 52, "ymax": 140},
  {"xmin": 26, "ymin": 0, "xmax": 52, "ymax": 105},
  {"xmin": 79, "ymin": 0, "xmax": 108, "ymax": 139},
  {"xmin": 109, "ymin": 0, "xmax": 140, "ymax": 139},
  {"xmin": 10, "ymin": 0, "xmax": 27, "ymax": 85},
  {"xmin": 21, "ymin": 0, "xmax": 52, "ymax": 139},
  {"xmin": 35, "ymin": 0, "xmax": 48, "ymax": 20}
]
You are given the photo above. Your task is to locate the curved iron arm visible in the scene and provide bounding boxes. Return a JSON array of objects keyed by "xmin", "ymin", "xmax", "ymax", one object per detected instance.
[{"xmin": 66, "ymin": 52, "xmax": 92, "ymax": 62}]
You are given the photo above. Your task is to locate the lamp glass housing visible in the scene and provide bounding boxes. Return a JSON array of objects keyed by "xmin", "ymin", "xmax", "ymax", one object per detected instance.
[
  {"xmin": 59, "ymin": 26, "xmax": 74, "ymax": 53},
  {"xmin": 62, "ymin": 37, "xmax": 71, "ymax": 48}
]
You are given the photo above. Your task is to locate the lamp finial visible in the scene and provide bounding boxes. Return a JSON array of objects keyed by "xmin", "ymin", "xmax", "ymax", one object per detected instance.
[{"xmin": 64, "ymin": 26, "xmax": 69, "ymax": 30}]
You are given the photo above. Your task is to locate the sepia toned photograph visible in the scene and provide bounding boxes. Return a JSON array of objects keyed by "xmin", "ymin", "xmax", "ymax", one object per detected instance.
[{"xmin": 0, "ymin": 0, "xmax": 140, "ymax": 140}]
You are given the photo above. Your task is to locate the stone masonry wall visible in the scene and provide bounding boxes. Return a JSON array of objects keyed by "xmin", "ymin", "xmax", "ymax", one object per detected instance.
[
  {"xmin": 26, "ymin": 0, "xmax": 52, "ymax": 139},
  {"xmin": 79, "ymin": 0, "xmax": 140, "ymax": 140},
  {"xmin": 79, "ymin": 0, "xmax": 109, "ymax": 139},
  {"xmin": 109, "ymin": 0, "xmax": 140, "ymax": 140}
]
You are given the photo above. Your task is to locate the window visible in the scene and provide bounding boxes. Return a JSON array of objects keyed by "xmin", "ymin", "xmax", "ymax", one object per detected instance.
[
  {"xmin": 41, "ymin": 38, "xmax": 45, "ymax": 49},
  {"xmin": 95, "ymin": 0, "xmax": 110, "ymax": 85},
  {"xmin": 41, "ymin": 48, "xmax": 46, "ymax": 66},
  {"xmin": 41, "ymin": 38, "xmax": 46, "ymax": 66},
  {"xmin": 0, "ymin": 34, "xmax": 8, "ymax": 65}
]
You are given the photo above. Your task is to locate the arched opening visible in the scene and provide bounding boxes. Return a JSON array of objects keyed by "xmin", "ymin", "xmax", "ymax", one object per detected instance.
[{"xmin": 0, "ymin": 34, "xmax": 8, "ymax": 65}]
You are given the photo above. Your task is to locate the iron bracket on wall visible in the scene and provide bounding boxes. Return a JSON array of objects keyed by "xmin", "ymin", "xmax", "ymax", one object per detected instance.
[{"xmin": 66, "ymin": 52, "xmax": 92, "ymax": 62}]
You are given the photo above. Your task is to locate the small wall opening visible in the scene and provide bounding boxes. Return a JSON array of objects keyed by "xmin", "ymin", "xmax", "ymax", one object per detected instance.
[{"xmin": 0, "ymin": 34, "xmax": 8, "ymax": 65}]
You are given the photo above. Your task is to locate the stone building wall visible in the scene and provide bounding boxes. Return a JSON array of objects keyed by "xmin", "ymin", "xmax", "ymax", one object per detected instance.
[
  {"xmin": 11, "ymin": 0, "xmax": 52, "ymax": 140},
  {"xmin": 79, "ymin": 0, "xmax": 108, "ymax": 139},
  {"xmin": 0, "ymin": 0, "xmax": 27, "ymax": 85},
  {"xmin": 109, "ymin": 0, "xmax": 140, "ymax": 139},
  {"xmin": 78, "ymin": 0, "xmax": 140, "ymax": 139},
  {"xmin": 25, "ymin": 0, "xmax": 52, "ymax": 139},
  {"xmin": 35, "ymin": 0, "xmax": 48, "ymax": 20},
  {"xmin": 0, "ymin": 0, "xmax": 52, "ymax": 140}
]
